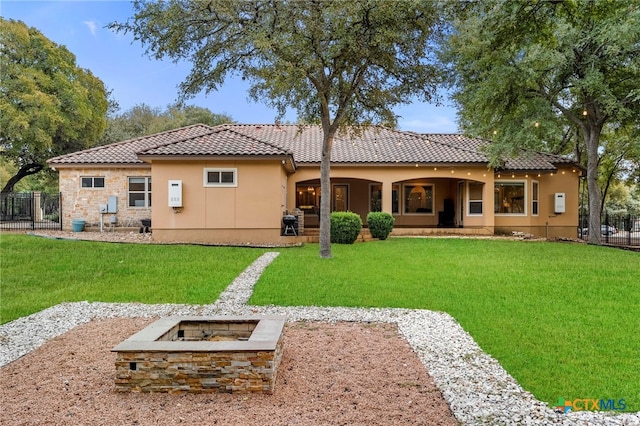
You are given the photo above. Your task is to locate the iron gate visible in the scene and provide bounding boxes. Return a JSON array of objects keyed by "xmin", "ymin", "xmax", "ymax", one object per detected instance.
[{"xmin": 0, "ymin": 192, "xmax": 62, "ymax": 231}]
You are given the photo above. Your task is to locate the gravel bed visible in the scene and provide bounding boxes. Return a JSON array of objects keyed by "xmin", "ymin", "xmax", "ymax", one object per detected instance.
[
  {"xmin": 1, "ymin": 319, "xmax": 457, "ymax": 425},
  {"xmin": 1, "ymin": 249, "xmax": 638, "ymax": 425}
]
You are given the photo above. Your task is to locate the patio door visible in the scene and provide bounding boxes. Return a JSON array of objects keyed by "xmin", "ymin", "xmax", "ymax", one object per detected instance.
[{"xmin": 332, "ymin": 184, "xmax": 349, "ymax": 212}]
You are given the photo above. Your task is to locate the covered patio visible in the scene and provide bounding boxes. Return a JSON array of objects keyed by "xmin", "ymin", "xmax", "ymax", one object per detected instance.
[{"xmin": 292, "ymin": 166, "xmax": 494, "ymax": 236}]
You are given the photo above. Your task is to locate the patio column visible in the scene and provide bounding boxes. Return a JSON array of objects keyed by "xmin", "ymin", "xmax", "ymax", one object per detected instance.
[{"xmin": 381, "ymin": 180, "xmax": 393, "ymax": 214}]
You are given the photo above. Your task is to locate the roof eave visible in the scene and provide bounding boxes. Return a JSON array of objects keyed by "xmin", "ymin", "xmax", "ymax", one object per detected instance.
[
  {"xmin": 136, "ymin": 154, "xmax": 294, "ymax": 162},
  {"xmin": 499, "ymin": 162, "xmax": 583, "ymax": 174},
  {"xmin": 47, "ymin": 162, "xmax": 149, "ymax": 169},
  {"xmin": 295, "ymin": 161, "xmax": 491, "ymax": 168},
  {"xmin": 497, "ymin": 167, "xmax": 556, "ymax": 173}
]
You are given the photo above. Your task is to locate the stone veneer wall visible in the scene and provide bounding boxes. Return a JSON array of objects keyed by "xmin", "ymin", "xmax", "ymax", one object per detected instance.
[
  {"xmin": 114, "ymin": 334, "xmax": 284, "ymax": 394},
  {"xmin": 57, "ymin": 167, "xmax": 152, "ymax": 230},
  {"xmin": 293, "ymin": 209, "xmax": 304, "ymax": 236}
]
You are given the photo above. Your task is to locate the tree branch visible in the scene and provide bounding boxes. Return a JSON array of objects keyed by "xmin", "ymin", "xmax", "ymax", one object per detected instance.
[{"xmin": 1, "ymin": 163, "xmax": 43, "ymax": 193}]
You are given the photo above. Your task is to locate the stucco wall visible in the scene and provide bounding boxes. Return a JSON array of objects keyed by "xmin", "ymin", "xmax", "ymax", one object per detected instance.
[
  {"xmin": 150, "ymin": 159, "xmax": 288, "ymax": 244},
  {"xmin": 494, "ymin": 166, "xmax": 580, "ymax": 238},
  {"xmin": 56, "ymin": 161, "xmax": 580, "ymax": 242},
  {"xmin": 57, "ymin": 166, "xmax": 152, "ymax": 230}
]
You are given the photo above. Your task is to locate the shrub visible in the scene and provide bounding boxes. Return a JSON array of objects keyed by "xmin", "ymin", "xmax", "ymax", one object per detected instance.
[
  {"xmin": 44, "ymin": 213, "xmax": 60, "ymax": 223},
  {"xmin": 330, "ymin": 212, "xmax": 363, "ymax": 244},
  {"xmin": 366, "ymin": 212, "xmax": 394, "ymax": 240}
]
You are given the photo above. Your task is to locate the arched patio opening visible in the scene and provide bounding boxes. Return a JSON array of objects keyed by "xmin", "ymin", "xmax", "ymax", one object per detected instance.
[
  {"xmin": 294, "ymin": 178, "xmax": 382, "ymax": 228},
  {"xmin": 294, "ymin": 175, "xmax": 490, "ymax": 231}
]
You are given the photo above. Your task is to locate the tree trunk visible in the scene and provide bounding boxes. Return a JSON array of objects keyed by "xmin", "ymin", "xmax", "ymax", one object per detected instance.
[
  {"xmin": 1, "ymin": 163, "xmax": 44, "ymax": 193},
  {"xmin": 585, "ymin": 129, "xmax": 602, "ymax": 245},
  {"xmin": 319, "ymin": 130, "xmax": 334, "ymax": 258}
]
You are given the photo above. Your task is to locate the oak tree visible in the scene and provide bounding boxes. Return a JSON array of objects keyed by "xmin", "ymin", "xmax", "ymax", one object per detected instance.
[
  {"xmin": 0, "ymin": 19, "xmax": 108, "ymax": 193},
  {"xmin": 111, "ymin": 0, "xmax": 443, "ymax": 257},
  {"xmin": 595, "ymin": 124, "xmax": 640, "ymax": 216},
  {"xmin": 442, "ymin": 1, "xmax": 640, "ymax": 244}
]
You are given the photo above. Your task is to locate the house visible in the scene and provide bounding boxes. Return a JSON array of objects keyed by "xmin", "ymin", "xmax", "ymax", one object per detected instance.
[{"xmin": 47, "ymin": 124, "xmax": 583, "ymax": 244}]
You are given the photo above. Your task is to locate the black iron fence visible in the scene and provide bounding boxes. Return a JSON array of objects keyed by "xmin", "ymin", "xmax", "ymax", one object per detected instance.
[
  {"xmin": 578, "ymin": 212, "xmax": 640, "ymax": 247},
  {"xmin": 0, "ymin": 192, "xmax": 62, "ymax": 231}
]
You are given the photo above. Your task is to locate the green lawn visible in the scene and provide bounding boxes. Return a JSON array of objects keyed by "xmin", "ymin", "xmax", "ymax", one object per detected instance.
[
  {"xmin": 249, "ymin": 239, "xmax": 640, "ymax": 412},
  {"xmin": 0, "ymin": 234, "xmax": 267, "ymax": 322},
  {"xmin": 1, "ymin": 234, "xmax": 638, "ymax": 411}
]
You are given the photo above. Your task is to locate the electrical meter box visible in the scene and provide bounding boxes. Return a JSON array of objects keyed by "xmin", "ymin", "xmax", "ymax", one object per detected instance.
[
  {"xmin": 168, "ymin": 180, "xmax": 183, "ymax": 207},
  {"xmin": 108, "ymin": 195, "xmax": 118, "ymax": 213},
  {"xmin": 554, "ymin": 193, "xmax": 565, "ymax": 214}
]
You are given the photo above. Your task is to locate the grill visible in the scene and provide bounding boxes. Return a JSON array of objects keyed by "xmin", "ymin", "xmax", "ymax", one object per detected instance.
[
  {"xmin": 140, "ymin": 218, "xmax": 151, "ymax": 233},
  {"xmin": 282, "ymin": 215, "xmax": 297, "ymax": 236}
]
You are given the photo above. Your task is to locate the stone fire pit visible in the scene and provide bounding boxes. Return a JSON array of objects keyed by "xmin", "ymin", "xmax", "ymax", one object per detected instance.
[{"xmin": 112, "ymin": 315, "xmax": 286, "ymax": 394}]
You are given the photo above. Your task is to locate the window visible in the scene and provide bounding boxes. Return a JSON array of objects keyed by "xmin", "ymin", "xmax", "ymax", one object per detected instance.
[
  {"xmin": 81, "ymin": 177, "xmax": 104, "ymax": 188},
  {"xmin": 370, "ymin": 184, "xmax": 382, "ymax": 212},
  {"xmin": 128, "ymin": 177, "xmax": 151, "ymax": 208},
  {"xmin": 370, "ymin": 184, "xmax": 400, "ymax": 214},
  {"xmin": 404, "ymin": 184, "xmax": 433, "ymax": 214},
  {"xmin": 204, "ymin": 168, "xmax": 237, "ymax": 187},
  {"xmin": 392, "ymin": 185, "xmax": 399, "ymax": 214},
  {"xmin": 332, "ymin": 184, "xmax": 349, "ymax": 211},
  {"xmin": 468, "ymin": 182, "xmax": 484, "ymax": 215},
  {"xmin": 494, "ymin": 181, "xmax": 525, "ymax": 214},
  {"xmin": 532, "ymin": 181, "xmax": 539, "ymax": 216}
]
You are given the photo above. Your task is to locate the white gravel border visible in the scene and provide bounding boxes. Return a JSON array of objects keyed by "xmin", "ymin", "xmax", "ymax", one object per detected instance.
[{"xmin": 1, "ymin": 252, "xmax": 638, "ymax": 425}]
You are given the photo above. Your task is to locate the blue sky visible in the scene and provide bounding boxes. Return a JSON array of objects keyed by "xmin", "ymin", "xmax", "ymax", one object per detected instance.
[{"xmin": 2, "ymin": 1, "xmax": 459, "ymax": 132}]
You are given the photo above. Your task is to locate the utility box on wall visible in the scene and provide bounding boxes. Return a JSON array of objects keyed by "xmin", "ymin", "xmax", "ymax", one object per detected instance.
[
  {"xmin": 108, "ymin": 195, "xmax": 118, "ymax": 213},
  {"xmin": 99, "ymin": 196, "xmax": 118, "ymax": 214},
  {"xmin": 168, "ymin": 180, "xmax": 183, "ymax": 207},
  {"xmin": 554, "ymin": 193, "xmax": 565, "ymax": 214}
]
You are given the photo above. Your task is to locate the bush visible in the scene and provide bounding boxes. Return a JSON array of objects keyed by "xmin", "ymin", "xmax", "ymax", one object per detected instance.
[
  {"xmin": 330, "ymin": 212, "xmax": 363, "ymax": 244},
  {"xmin": 366, "ymin": 212, "xmax": 394, "ymax": 240},
  {"xmin": 44, "ymin": 213, "xmax": 60, "ymax": 223}
]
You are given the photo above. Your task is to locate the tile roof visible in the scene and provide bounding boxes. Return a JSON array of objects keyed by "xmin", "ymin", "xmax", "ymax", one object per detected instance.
[
  {"xmin": 500, "ymin": 151, "xmax": 576, "ymax": 171},
  {"xmin": 48, "ymin": 123, "xmax": 577, "ymax": 172},
  {"xmin": 422, "ymin": 134, "xmax": 576, "ymax": 171},
  {"xmin": 137, "ymin": 127, "xmax": 292, "ymax": 157},
  {"xmin": 226, "ymin": 125, "xmax": 491, "ymax": 164},
  {"xmin": 47, "ymin": 124, "xmax": 215, "ymax": 166}
]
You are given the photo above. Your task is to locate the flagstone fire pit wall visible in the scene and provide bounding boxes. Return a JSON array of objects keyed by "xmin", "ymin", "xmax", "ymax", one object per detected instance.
[{"xmin": 112, "ymin": 315, "xmax": 286, "ymax": 394}]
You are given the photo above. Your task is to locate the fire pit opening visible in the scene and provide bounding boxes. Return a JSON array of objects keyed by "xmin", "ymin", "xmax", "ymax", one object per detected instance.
[
  {"xmin": 159, "ymin": 319, "xmax": 260, "ymax": 342},
  {"xmin": 112, "ymin": 315, "xmax": 285, "ymax": 394}
]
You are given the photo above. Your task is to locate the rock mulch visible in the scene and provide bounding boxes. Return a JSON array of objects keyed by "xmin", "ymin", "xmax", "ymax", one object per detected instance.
[{"xmin": 1, "ymin": 235, "xmax": 637, "ymax": 425}]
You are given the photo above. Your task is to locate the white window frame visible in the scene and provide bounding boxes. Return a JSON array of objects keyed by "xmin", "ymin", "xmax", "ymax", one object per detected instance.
[
  {"xmin": 80, "ymin": 176, "xmax": 105, "ymax": 188},
  {"xmin": 531, "ymin": 180, "xmax": 539, "ymax": 216},
  {"xmin": 128, "ymin": 176, "xmax": 151, "ymax": 208},
  {"xmin": 494, "ymin": 180, "xmax": 527, "ymax": 216},
  {"xmin": 467, "ymin": 181, "xmax": 484, "ymax": 216},
  {"xmin": 203, "ymin": 168, "xmax": 238, "ymax": 187}
]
